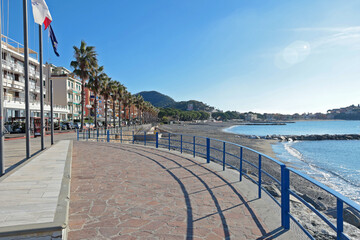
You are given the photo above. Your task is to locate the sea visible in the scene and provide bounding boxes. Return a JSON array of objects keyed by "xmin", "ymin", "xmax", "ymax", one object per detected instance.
[{"xmin": 225, "ymin": 120, "xmax": 360, "ymax": 204}]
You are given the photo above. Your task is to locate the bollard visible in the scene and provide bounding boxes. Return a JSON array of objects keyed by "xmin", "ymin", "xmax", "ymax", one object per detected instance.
[
  {"xmin": 240, "ymin": 147, "xmax": 243, "ymax": 181},
  {"xmin": 193, "ymin": 136, "xmax": 195, "ymax": 158},
  {"xmin": 107, "ymin": 130, "xmax": 110, "ymax": 142},
  {"xmin": 206, "ymin": 138, "xmax": 210, "ymax": 163},
  {"xmin": 222, "ymin": 142, "xmax": 226, "ymax": 171},
  {"xmin": 156, "ymin": 132, "xmax": 159, "ymax": 148},
  {"xmin": 77, "ymin": 129, "xmax": 79, "ymax": 141},
  {"xmin": 258, "ymin": 154, "xmax": 262, "ymax": 198},
  {"xmin": 132, "ymin": 131, "xmax": 135, "ymax": 144},
  {"xmin": 281, "ymin": 166, "xmax": 290, "ymax": 230},
  {"xmin": 97, "ymin": 129, "xmax": 99, "ymax": 142}
]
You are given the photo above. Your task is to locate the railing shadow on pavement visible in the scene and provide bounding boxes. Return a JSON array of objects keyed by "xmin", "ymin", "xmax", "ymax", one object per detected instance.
[{"xmin": 77, "ymin": 128, "xmax": 360, "ymax": 240}]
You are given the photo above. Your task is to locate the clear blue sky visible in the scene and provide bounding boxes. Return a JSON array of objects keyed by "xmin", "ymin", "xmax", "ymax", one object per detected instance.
[{"xmin": 4, "ymin": 0, "xmax": 360, "ymax": 114}]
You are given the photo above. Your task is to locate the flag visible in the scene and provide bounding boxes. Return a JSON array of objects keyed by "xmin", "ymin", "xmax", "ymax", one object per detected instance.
[
  {"xmin": 49, "ymin": 25, "xmax": 60, "ymax": 57},
  {"xmin": 31, "ymin": 0, "xmax": 52, "ymax": 29}
]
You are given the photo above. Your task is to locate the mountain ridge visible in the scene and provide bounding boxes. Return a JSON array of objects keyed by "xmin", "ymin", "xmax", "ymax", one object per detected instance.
[{"xmin": 137, "ymin": 91, "xmax": 214, "ymax": 112}]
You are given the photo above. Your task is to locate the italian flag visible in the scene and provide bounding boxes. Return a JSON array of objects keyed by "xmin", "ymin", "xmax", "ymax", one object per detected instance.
[{"xmin": 31, "ymin": 0, "xmax": 52, "ymax": 29}]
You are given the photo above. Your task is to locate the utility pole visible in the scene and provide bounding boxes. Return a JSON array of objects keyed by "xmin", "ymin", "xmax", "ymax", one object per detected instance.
[
  {"xmin": 23, "ymin": 0, "xmax": 30, "ymax": 159},
  {"xmin": 50, "ymin": 79, "xmax": 54, "ymax": 145}
]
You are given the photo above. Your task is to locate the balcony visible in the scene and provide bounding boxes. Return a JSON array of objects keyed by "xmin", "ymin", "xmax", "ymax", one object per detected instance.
[{"xmin": 3, "ymin": 96, "xmax": 68, "ymax": 113}]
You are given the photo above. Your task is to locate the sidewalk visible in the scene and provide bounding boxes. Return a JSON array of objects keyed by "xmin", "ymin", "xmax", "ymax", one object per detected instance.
[{"xmin": 69, "ymin": 142, "xmax": 307, "ymax": 239}]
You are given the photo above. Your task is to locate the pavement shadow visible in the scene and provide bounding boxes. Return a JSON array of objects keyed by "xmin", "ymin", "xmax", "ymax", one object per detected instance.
[
  {"xmin": 124, "ymin": 144, "xmax": 270, "ymax": 237},
  {"xmin": 112, "ymin": 145, "xmax": 232, "ymax": 240}
]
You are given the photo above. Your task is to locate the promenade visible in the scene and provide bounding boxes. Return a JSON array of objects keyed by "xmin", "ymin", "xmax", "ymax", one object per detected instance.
[
  {"xmin": 3, "ymin": 132, "xmax": 76, "ymax": 172},
  {"xmin": 68, "ymin": 141, "xmax": 307, "ymax": 239}
]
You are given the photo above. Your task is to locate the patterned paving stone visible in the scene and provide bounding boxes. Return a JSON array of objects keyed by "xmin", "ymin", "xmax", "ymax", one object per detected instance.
[{"xmin": 68, "ymin": 142, "xmax": 268, "ymax": 239}]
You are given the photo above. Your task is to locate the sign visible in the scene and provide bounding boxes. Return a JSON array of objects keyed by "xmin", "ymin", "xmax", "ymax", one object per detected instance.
[{"xmin": 86, "ymin": 105, "xmax": 92, "ymax": 108}]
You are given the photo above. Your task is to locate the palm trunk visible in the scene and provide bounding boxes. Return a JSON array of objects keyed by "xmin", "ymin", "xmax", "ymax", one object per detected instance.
[
  {"xmin": 94, "ymin": 93, "xmax": 97, "ymax": 129},
  {"xmin": 105, "ymin": 100, "xmax": 108, "ymax": 130},
  {"xmin": 128, "ymin": 107, "xmax": 131, "ymax": 125},
  {"xmin": 81, "ymin": 80, "xmax": 85, "ymax": 131},
  {"xmin": 112, "ymin": 99, "xmax": 116, "ymax": 128},
  {"xmin": 118, "ymin": 102, "xmax": 121, "ymax": 127}
]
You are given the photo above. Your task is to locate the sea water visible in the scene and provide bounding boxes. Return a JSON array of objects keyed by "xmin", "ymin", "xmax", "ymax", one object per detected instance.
[{"xmin": 225, "ymin": 121, "xmax": 360, "ymax": 203}]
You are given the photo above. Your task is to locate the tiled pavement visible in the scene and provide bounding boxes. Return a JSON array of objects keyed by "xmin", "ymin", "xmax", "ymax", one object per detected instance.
[{"xmin": 68, "ymin": 141, "xmax": 277, "ymax": 240}]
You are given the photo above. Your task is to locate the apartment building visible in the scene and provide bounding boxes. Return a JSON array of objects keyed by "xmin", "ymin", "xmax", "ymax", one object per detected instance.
[
  {"xmin": 2, "ymin": 35, "xmax": 68, "ymax": 122},
  {"xmin": 45, "ymin": 64, "xmax": 82, "ymax": 121}
]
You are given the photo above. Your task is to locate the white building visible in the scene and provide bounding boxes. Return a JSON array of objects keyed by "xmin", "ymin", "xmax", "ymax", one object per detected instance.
[{"xmin": 2, "ymin": 35, "xmax": 68, "ymax": 122}]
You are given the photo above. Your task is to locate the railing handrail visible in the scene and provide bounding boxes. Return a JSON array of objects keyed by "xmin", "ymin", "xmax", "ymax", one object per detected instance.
[{"xmin": 78, "ymin": 128, "xmax": 360, "ymax": 240}]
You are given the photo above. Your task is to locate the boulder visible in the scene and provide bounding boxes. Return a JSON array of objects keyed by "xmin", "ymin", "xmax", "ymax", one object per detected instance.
[
  {"xmin": 263, "ymin": 184, "xmax": 281, "ymax": 198},
  {"xmin": 302, "ymin": 194, "xmax": 327, "ymax": 211}
]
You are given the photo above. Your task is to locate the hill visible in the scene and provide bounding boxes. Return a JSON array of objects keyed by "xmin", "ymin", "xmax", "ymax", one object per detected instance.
[
  {"xmin": 137, "ymin": 91, "xmax": 176, "ymax": 108},
  {"xmin": 137, "ymin": 91, "xmax": 214, "ymax": 111}
]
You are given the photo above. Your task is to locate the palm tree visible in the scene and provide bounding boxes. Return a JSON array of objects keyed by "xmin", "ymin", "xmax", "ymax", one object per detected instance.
[
  {"xmin": 71, "ymin": 41, "xmax": 97, "ymax": 130},
  {"xmin": 86, "ymin": 65, "xmax": 105, "ymax": 129},
  {"xmin": 116, "ymin": 83, "xmax": 126, "ymax": 127},
  {"xmin": 122, "ymin": 91, "xmax": 131, "ymax": 126},
  {"xmin": 100, "ymin": 76, "xmax": 116, "ymax": 129},
  {"xmin": 135, "ymin": 95, "xmax": 145, "ymax": 124},
  {"xmin": 110, "ymin": 81, "xmax": 120, "ymax": 128}
]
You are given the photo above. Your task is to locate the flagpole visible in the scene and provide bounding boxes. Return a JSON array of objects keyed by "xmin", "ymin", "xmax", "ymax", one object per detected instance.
[
  {"xmin": 39, "ymin": 25, "xmax": 44, "ymax": 150},
  {"xmin": 50, "ymin": 79, "xmax": 54, "ymax": 145},
  {"xmin": 0, "ymin": 6, "xmax": 4, "ymax": 175},
  {"xmin": 23, "ymin": 0, "xmax": 30, "ymax": 159}
]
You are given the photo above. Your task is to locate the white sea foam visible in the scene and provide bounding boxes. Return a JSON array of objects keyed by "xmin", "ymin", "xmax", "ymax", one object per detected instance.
[{"xmin": 279, "ymin": 142, "xmax": 360, "ymax": 204}]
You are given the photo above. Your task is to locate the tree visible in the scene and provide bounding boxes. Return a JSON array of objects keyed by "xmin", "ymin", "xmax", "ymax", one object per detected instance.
[
  {"xmin": 100, "ymin": 76, "xmax": 116, "ymax": 129},
  {"xmin": 71, "ymin": 41, "xmax": 97, "ymax": 130},
  {"xmin": 86, "ymin": 65, "xmax": 105, "ymax": 128},
  {"xmin": 115, "ymin": 83, "xmax": 126, "ymax": 127}
]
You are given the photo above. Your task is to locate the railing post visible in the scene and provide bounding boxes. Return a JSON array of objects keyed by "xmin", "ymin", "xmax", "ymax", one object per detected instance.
[
  {"xmin": 120, "ymin": 127, "xmax": 122, "ymax": 143},
  {"xmin": 193, "ymin": 136, "xmax": 196, "ymax": 158},
  {"xmin": 281, "ymin": 166, "xmax": 290, "ymax": 230},
  {"xmin": 107, "ymin": 130, "xmax": 110, "ymax": 142},
  {"xmin": 168, "ymin": 133, "xmax": 171, "ymax": 150},
  {"xmin": 77, "ymin": 129, "xmax": 79, "ymax": 141},
  {"xmin": 156, "ymin": 132, "xmax": 159, "ymax": 148},
  {"xmin": 180, "ymin": 135, "xmax": 183, "ymax": 153},
  {"xmin": 337, "ymin": 199, "xmax": 344, "ymax": 240},
  {"xmin": 144, "ymin": 131, "xmax": 146, "ymax": 146},
  {"xmin": 240, "ymin": 147, "xmax": 243, "ymax": 181},
  {"xmin": 132, "ymin": 130, "xmax": 135, "ymax": 144},
  {"xmin": 258, "ymin": 154, "xmax": 262, "ymax": 198},
  {"xmin": 206, "ymin": 138, "xmax": 210, "ymax": 163},
  {"xmin": 223, "ymin": 142, "xmax": 226, "ymax": 171}
]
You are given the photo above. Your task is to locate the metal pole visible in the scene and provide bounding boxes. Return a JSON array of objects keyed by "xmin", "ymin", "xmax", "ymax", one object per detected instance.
[
  {"xmin": 0, "ymin": 8, "xmax": 4, "ymax": 175},
  {"xmin": 50, "ymin": 80, "xmax": 54, "ymax": 145},
  {"xmin": 39, "ymin": 25, "xmax": 44, "ymax": 150},
  {"xmin": 23, "ymin": 0, "xmax": 31, "ymax": 159}
]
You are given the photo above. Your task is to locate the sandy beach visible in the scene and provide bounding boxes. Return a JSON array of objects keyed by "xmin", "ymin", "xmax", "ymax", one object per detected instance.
[{"xmin": 159, "ymin": 121, "xmax": 278, "ymax": 158}]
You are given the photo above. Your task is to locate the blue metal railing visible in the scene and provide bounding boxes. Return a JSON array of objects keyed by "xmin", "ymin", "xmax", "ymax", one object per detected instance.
[{"xmin": 77, "ymin": 129, "xmax": 360, "ymax": 240}]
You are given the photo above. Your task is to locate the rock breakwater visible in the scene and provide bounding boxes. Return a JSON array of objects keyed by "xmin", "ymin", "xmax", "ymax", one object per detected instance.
[{"xmin": 246, "ymin": 134, "xmax": 360, "ymax": 141}]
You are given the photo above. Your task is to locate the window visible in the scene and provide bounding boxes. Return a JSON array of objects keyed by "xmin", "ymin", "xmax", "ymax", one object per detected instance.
[
  {"xmin": 14, "ymin": 74, "xmax": 19, "ymax": 81},
  {"xmin": 15, "ymin": 92, "xmax": 19, "ymax": 98}
]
